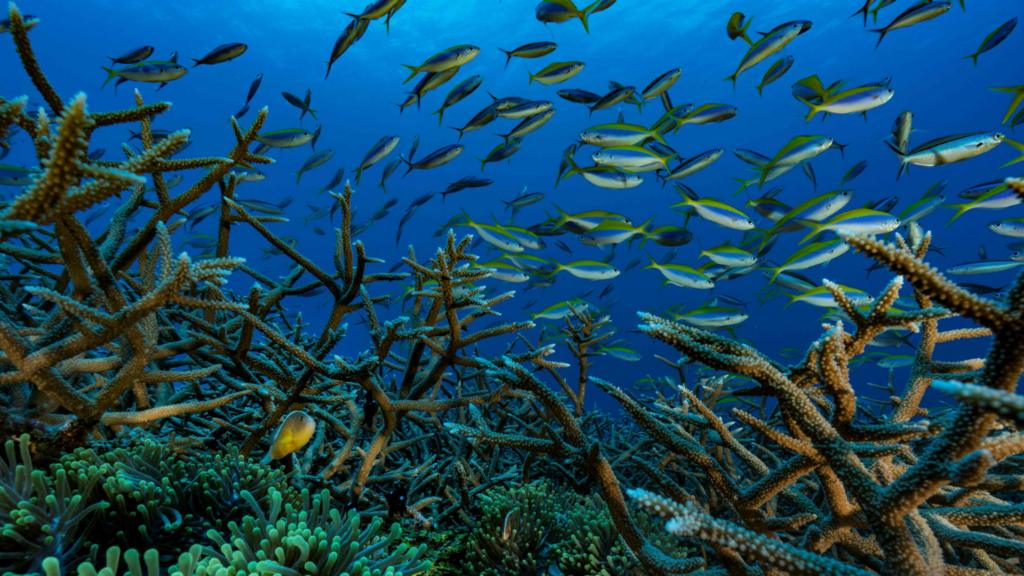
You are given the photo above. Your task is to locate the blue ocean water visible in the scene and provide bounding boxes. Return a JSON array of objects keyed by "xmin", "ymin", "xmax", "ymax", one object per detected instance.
[{"xmin": 2, "ymin": 0, "xmax": 1020, "ymax": 411}]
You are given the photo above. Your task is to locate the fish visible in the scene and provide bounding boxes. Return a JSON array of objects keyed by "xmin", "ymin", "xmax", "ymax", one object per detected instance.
[
  {"xmin": 557, "ymin": 88, "xmax": 601, "ymax": 104},
  {"xmin": 296, "ymin": 149, "xmax": 334, "ymax": 184},
  {"xmin": 379, "ymin": 158, "xmax": 402, "ymax": 193},
  {"xmin": 948, "ymin": 186, "xmax": 1022, "ymax": 223},
  {"xmin": 756, "ymin": 56, "xmax": 794, "ymax": 96},
  {"xmin": 840, "ymin": 160, "xmax": 868, "ymax": 186},
  {"xmin": 649, "ymin": 226, "xmax": 693, "ymax": 247},
  {"xmin": 440, "ymin": 176, "xmax": 493, "ymax": 200},
  {"xmin": 673, "ymin": 193, "xmax": 755, "ymax": 231},
  {"xmin": 725, "ymin": 21, "xmax": 811, "ymax": 88},
  {"xmin": 580, "ymin": 122, "xmax": 665, "ymax": 148},
  {"xmin": 355, "ymin": 136, "xmax": 400, "ymax": 184},
  {"xmin": 989, "ymin": 218, "xmax": 1024, "ymax": 238},
  {"xmin": 890, "ymin": 111, "xmax": 913, "ymax": 153},
  {"xmin": 535, "ymin": 0, "xmax": 593, "ymax": 33},
  {"xmin": 192, "ymin": 42, "xmax": 248, "ymax": 66},
  {"xmin": 109, "ymin": 45, "xmax": 155, "ymax": 65},
  {"xmin": 767, "ymin": 239, "xmax": 850, "ymax": 282},
  {"xmin": 229, "ymin": 168, "xmax": 267, "ymax": 183},
  {"xmin": 281, "ymin": 89, "xmax": 317, "ymax": 121},
  {"xmin": 592, "ymin": 145, "xmax": 671, "ymax": 173},
  {"xmin": 947, "ymin": 260, "xmax": 1024, "ymax": 276},
  {"xmin": 319, "ymin": 168, "xmax": 345, "ymax": 193},
  {"xmin": 644, "ymin": 258, "xmax": 715, "ymax": 290},
  {"xmin": 262, "ymin": 411, "xmax": 316, "ymax": 463},
  {"xmin": 700, "ymin": 244, "xmax": 757, "ymax": 268},
  {"xmin": 802, "ymin": 163, "xmax": 817, "ymax": 191},
  {"xmin": 402, "ymin": 67, "xmax": 463, "ymax": 114},
  {"xmin": 479, "ymin": 261, "xmax": 531, "ymax": 283},
  {"xmin": 500, "ymin": 41, "xmax": 557, "ymax": 67},
  {"xmin": 345, "ymin": 0, "xmax": 405, "ymax": 21},
  {"xmin": 102, "ymin": 61, "xmax": 187, "ymax": 89},
  {"xmin": 0, "ymin": 164, "xmax": 34, "ymax": 186},
  {"xmin": 726, "ymin": 12, "xmax": 752, "ymax": 44},
  {"xmin": 532, "ymin": 299, "xmax": 589, "ymax": 321},
  {"xmin": 461, "ymin": 214, "xmax": 525, "ymax": 253},
  {"xmin": 660, "ymin": 149, "xmax": 724, "ymax": 183},
  {"xmin": 898, "ymin": 191, "xmax": 945, "ymax": 223},
  {"xmin": 480, "ymin": 139, "xmax": 523, "ymax": 171},
  {"xmin": 596, "ymin": 345, "xmax": 641, "ymax": 362},
  {"xmin": 555, "ymin": 260, "xmax": 620, "ymax": 281},
  {"xmin": 964, "ymin": 18, "xmax": 1017, "ymax": 66},
  {"xmin": 529, "ymin": 61, "xmax": 585, "ymax": 85},
  {"xmin": 434, "ymin": 74, "xmax": 483, "ymax": 125},
  {"xmin": 790, "ymin": 284, "xmax": 872, "ymax": 308},
  {"xmin": 501, "ymin": 189, "xmax": 544, "ymax": 218},
  {"xmin": 498, "ymin": 100, "xmax": 553, "ymax": 119},
  {"xmin": 677, "ymin": 304, "xmax": 748, "ymax": 327},
  {"xmin": 402, "ymin": 45, "xmax": 479, "ymax": 83},
  {"xmin": 873, "ymin": 1, "xmax": 951, "ymax": 48},
  {"xmin": 580, "ymin": 219, "xmax": 650, "ymax": 247},
  {"xmin": 452, "ymin": 103, "xmax": 499, "ymax": 140},
  {"xmin": 755, "ymin": 135, "xmax": 841, "ymax": 187},
  {"xmin": 403, "ymin": 143, "xmax": 463, "ymax": 176},
  {"xmin": 992, "ymin": 86, "xmax": 1024, "ymax": 126},
  {"xmin": 886, "ymin": 132, "xmax": 1004, "ymax": 179},
  {"xmin": 256, "ymin": 128, "xmax": 314, "ymax": 148},
  {"xmin": 794, "ymin": 76, "xmax": 894, "ymax": 121},
  {"xmin": 501, "ymin": 109, "xmax": 556, "ymax": 141},
  {"xmin": 308, "ymin": 125, "xmax": 322, "ymax": 152},
  {"xmin": 325, "ymin": 17, "xmax": 369, "ymax": 79},
  {"xmin": 799, "ymin": 208, "xmax": 900, "ymax": 244},
  {"xmin": 642, "ymin": 68, "xmax": 682, "ymax": 101},
  {"xmin": 589, "ymin": 85, "xmax": 636, "ymax": 115},
  {"xmin": 244, "ymin": 73, "xmax": 263, "ymax": 105}
]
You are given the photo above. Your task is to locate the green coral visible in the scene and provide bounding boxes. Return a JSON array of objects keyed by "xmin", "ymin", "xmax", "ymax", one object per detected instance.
[
  {"xmin": 57, "ymin": 438, "xmax": 294, "ymax": 556},
  {"xmin": 0, "ymin": 434, "xmax": 108, "ymax": 574},
  {"xmin": 40, "ymin": 545, "xmax": 207, "ymax": 576},
  {"xmin": 554, "ymin": 494, "xmax": 639, "ymax": 576},
  {"xmin": 464, "ymin": 481, "xmax": 562, "ymax": 576},
  {"xmin": 196, "ymin": 487, "xmax": 430, "ymax": 576}
]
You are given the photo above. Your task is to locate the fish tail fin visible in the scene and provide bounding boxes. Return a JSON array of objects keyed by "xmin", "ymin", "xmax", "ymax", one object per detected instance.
[
  {"xmin": 946, "ymin": 202, "xmax": 972, "ymax": 224},
  {"xmin": 296, "ymin": 171, "xmax": 302, "ymax": 185},
  {"xmin": 308, "ymin": 108, "xmax": 318, "ymax": 121},
  {"xmin": 191, "ymin": 59, "xmax": 202, "ymax": 67},
  {"xmin": 852, "ymin": 3, "xmax": 869, "ymax": 25},
  {"xmin": 963, "ymin": 52, "xmax": 979, "ymax": 67},
  {"xmin": 433, "ymin": 107, "xmax": 444, "ymax": 126},
  {"xmin": 796, "ymin": 220, "xmax": 825, "ymax": 245},
  {"xmin": 450, "ymin": 125, "xmax": 466, "ymax": 141},
  {"xmin": 650, "ymin": 129, "xmax": 667, "ymax": 145},
  {"xmin": 724, "ymin": 73, "xmax": 737, "ymax": 91},
  {"xmin": 732, "ymin": 177, "xmax": 753, "ymax": 196},
  {"xmin": 576, "ymin": 3, "xmax": 593, "ymax": 33},
  {"xmin": 768, "ymin": 266, "xmax": 784, "ymax": 284},
  {"xmin": 500, "ymin": 49, "xmax": 512, "ymax": 68},
  {"xmin": 527, "ymin": 72, "xmax": 536, "ymax": 85},
  {"xmin": 871, "ymin": 28, "xmax": 888, "ymax": 49},
  {"xmin": 354, "ymin": 167, "xmax": 363, "ymax": 185},
  {"xmin": 401, "ymin": 64, "xmax": 419, "ymax": 84},
  {"xmin": 1001, "ymin": 137, "xmax": 1024, "ymax": 168},
  {"xmin": 401, "ymin": 157, "xmax": 413, "ymax": 177},
  {"xmin": 883, "ymin": 140, "xmax": 908, "ymax": 179},
  {"xmin": 101, "ymin": 66, "xmax": 118, "ymax": 88}
]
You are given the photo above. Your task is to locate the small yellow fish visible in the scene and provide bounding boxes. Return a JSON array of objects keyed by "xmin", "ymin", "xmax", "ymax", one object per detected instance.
[{"xmin": 263, "ymin": 410, "xmax": 316, "ymax": 462}]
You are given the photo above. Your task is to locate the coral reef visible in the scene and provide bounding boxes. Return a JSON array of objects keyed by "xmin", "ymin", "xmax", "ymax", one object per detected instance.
[{"xmin": 1, "ymin": 2, "xmax": 1023, "ymax": 575}]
